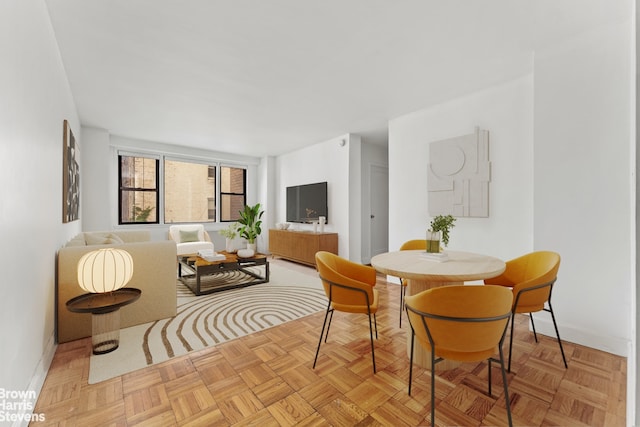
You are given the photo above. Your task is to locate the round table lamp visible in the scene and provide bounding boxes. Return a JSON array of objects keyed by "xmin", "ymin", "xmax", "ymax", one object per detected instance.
[
  {"xmin": 77, "ymin": 248, "xmax": 134, "ymax": 293},
  {"xmin": 72, "ymin": 248, "xmax": 136, "ymax": 354}
]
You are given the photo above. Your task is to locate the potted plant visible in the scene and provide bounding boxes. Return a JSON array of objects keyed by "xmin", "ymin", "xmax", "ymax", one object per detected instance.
[
  {"xmin": 219, "ymin": 222, "xmax": 239, "ymax": 253},
  {"xmin": 427, "ymin": 214, "xmax": 456, "ymax": 253},
  {"xmin": 236, "ymin": 203, "xmax": 264, "ymax": 252}
]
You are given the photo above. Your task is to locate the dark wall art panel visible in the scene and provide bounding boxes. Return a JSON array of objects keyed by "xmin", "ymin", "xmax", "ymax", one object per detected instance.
[{"xmin": 62, "ymin": 120, "xmax": 79, "ymax": 223}]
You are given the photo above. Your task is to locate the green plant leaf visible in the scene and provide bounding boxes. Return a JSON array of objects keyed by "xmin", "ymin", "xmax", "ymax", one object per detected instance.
[
  {"xmin": 429, "ymin": 214, "xmax": 456, "ymax": 246},
  {"xmin": 236, "ymin": 203, "xmax": 264, "ymax": 244}
]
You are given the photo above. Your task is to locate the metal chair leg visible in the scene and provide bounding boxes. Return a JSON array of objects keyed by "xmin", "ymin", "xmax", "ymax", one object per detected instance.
[
  {"xmin": 430, "ymin": 344, "xmax": 436, "ymax": 427},
  {"xmin": 324, "ymin": 309, "xmax": 334, "ymax": 343},
  {"xmin": 408, "ymin": 330, "xmax": 415, "ymax": 395},
  {"xmin": 313, "ymin": 306, "xmax": 332, "ymax": 368},
  {"xmin": 508, "ymin": 312, "xmax": 516, "ymax": 372},
  {"xmin": 399, "ymin": 282, "xmax": 406, "ymax": 327},
  {"xmin": 498, "ymin": 346, "xmax": 514, "ymax": 427},
  {"xmin": 510, "ymin": 310, "xmax": 567, "ymax": 372},
  {"xmin": 547, "ymin": 303, "xmax": 568, "ymax": 368},
  {"xmin": 367, "ymin": 313, "xmax": 377, "ymax": 374},
  {"xmin": 488, "ymin": 358, "xmax": 493, "ymax": 395},
  {"xmin": 374, "ymin": 314, "xmax": 378, "ymax": 339},
  {"xmin": 529, "ymin": 313, "xmax": 539, "ymax": 342}
]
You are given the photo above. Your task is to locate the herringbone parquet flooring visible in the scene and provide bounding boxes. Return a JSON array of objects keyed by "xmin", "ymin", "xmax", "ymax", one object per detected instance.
[{"xmin": 33, "ymin": 259, "xmax": 626, "ymax": 426}]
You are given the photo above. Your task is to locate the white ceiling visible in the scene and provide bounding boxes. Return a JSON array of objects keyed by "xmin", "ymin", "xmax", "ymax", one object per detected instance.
[{"xmin": 44, "ymin": 0, "xmax": 623, "ymax": 157}]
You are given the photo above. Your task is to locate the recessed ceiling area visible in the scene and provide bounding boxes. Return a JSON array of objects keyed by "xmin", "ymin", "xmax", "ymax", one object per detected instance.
[{"xmin": 44, "ymin": 0, "xmax": 624, "ymax": 157}]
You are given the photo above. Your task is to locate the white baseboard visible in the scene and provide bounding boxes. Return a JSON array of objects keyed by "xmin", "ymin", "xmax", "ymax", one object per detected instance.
[
  {"xmin": 626, "ymin": 340, "xmax": 635, "ymax": 427},
  {"xmin": 11, "ymin": 333, "xmax": 57, "ymax": 427},
  {"xmin": 530, "ymin": 315, "xmax": 629, "ymax": 357}
]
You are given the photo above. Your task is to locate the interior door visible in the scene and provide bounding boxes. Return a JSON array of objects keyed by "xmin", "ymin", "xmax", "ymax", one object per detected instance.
[{"xmin": 370, "ymin": 164, "xmax": 389, "ymax": 259}]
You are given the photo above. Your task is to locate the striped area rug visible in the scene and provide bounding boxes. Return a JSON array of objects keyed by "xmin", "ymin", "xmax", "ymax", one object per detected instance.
[{"xmin": 89, "ymin": 263, "xmax": 326, "ymax": 384}]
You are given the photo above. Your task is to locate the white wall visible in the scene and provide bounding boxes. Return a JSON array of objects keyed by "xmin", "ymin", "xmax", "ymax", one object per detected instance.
[
  {"xmin": 274, "ymin": 134, "xmax": 355, "ymax": 259},
  {"xmin": 389, "ymin": 12, "xmax": 634, "ymax": 358},
  {"xmin": 0, "ymin": 0, "xmax": 80, "ymax": 416},
  {"xmin": 348, "ymin": 135, "xmax": 363, "ymax": 262},
  {"xmin": 389, "ymin": 73, "xmax": 535, "ymax": 261},
  {"xmin": 257, "ymin": 155, "xmax": 276, "ymax": 254},
  {"xmin": 533, "ymin": 16, "xmax": 634, "ymax": 356},
  {"xmin": 80, "ymin": 127, "xmax": 110, "ymax": 231}
]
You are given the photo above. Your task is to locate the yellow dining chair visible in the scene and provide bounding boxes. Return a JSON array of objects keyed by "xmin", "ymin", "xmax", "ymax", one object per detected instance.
[
  {"xmin": 484, "ymin": 251, "xmax": 566, "ymax": 372},
  {"xmin": 405, "ymin": 285, "xmax": 514, "ymax": 427},
  {"xmin": 398, "ymin": 239, "xmax": 427, "ymax": 327},
  {"xmin": 313, "ymin": 251, "xmax": 379, "ymax": 374}
]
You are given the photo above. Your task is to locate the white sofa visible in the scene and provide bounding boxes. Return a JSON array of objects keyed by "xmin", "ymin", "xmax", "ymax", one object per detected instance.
[
  {"xmin": 56, "ymin": 230, "xmax": 177, "ymax": 343},
  {"xmin": 168, "ymin": 224, "xmax": 214, "ymax": 256}
]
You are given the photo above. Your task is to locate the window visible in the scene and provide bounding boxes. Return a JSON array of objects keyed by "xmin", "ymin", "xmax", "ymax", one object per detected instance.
[
  {"xmin": 207, "ymin": 197, "xmax": 215, "ymax": 220},
  {"xmin": 220, "ymin": 166, "xmax": 246, "ymax": 221},
  {"xmin": 164, "ymin": 159, "xmax": 215, "ymax": 223},
  {"xmin": 119, "ymin": 155, "xmax": 159, "ymax": 224},
  {"xmin": 118, "ymin": 152, "xmax": 247, "ymax": 224}
]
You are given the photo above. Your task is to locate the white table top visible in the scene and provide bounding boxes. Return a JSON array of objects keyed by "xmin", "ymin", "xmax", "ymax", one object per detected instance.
[{"xmin": 370, "ymin": 250, "xmax": 505, "ymax": 282}]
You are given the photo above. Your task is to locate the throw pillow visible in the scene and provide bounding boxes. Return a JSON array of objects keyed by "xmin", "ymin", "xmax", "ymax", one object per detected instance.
[
  {"xmin": 179, "ymin": 230, "xmax": 200, "ymax": 243},
  {"xmin": 65, "ymin": 234, "xmax": 87, "ymax": 247},
  {"xmin": 85, "ymin": 232, "xmax": 125, "ymax": 246}
]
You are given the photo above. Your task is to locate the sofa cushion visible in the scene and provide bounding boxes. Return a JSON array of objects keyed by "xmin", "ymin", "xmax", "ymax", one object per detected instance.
[
  {"xmin": 85, "ymin": 232, "xmax": 125, "ymax": 246},
  {"xmin": 169, "ymin": 224, "xmax": 206, "ymax": 243},
  {"xmin": 176, "ymin": 241, "xmax": 214, "ymax": 256},
  {"xmin": 179, "ymin": 229, "xmax": 200, "ymax": 243},
  {"xmin": 65, "ymin": 234, "xmax": 88, "ymax": 247}
]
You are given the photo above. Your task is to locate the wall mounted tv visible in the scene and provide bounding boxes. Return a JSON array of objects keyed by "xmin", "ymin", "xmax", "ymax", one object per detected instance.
[{"xmin": 286, "ymin": 181, "xmax": 328, "ymax": 224}]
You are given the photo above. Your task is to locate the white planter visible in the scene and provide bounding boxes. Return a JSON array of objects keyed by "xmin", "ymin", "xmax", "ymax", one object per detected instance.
[
  {"xmin": 237, "ymin": 247, "xmax": 255, "ymax": 258},
  {"xmin": 225, "ymin": 238, "xmax": 236, "ymax": 253}
]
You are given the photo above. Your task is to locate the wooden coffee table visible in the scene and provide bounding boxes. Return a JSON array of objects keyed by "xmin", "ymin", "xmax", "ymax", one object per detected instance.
[{"xmin": 178, "ymin": 251, "xmax": 269, "ymax": 295}]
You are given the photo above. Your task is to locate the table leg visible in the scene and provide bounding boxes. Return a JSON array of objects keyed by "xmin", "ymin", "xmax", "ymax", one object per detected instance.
[
  {"xmin": 92, "ymin": 309, "xmax": 121, "ymax": 355},
  {"xmin": 406, "ymin": 279, "xmax": 463, "ymax": 370}
]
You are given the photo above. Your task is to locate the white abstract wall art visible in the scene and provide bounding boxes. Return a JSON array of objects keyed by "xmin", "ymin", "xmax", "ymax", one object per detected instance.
[{"xmin": 427, "ymin": 127, "xmax": 490, "ymax": 217}]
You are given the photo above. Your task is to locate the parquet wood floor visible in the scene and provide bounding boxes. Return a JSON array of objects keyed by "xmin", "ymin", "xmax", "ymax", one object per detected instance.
[{"xmin": 34, "ymin": 259, "xmax": 627, "ymax": 426}]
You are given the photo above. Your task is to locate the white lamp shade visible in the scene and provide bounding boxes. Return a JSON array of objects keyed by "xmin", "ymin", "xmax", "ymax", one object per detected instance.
[{"xmin": 77, "ymin": 248, "xmax": 134, "ymax": 293}]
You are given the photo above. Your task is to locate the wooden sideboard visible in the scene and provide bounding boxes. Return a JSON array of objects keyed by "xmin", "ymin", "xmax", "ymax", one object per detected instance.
[{"xmin": 269, "ymin": 229, "xmax": 338, "ymax": 267}]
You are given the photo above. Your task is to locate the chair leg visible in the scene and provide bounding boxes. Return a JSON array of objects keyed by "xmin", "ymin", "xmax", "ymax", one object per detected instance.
[
  {"xmin": 547, "ymin": 303, "xmax": 568, "ymax": 368},
  {"xmin": 399, "ymin": 282, "xmax": 406, "ymax": 327},
  {"xmin": 488, "ymin": 358, "xmax": 493, "ymax": 396},
  {"xmin": 529, "ymin": 313, "xmax": 539, "ymax": 342},
  {"xmin": 497, "ymin": 347, "xmax": 514, "ymax": 427},
  {"xmin": 430, "ymin": 345, "xmax": 436, "ymax": 427},
  {"xmin": 313, "ymin": 306, "xmax": 332, "ymax": 369},
  {"xmin": 408, "ymin": 330, "xmax": 415, "ymax": 395},
  {"xmin": 324, "ymin": 309, "xmax": 335, "ymax": 343},
  {"xmin": 374, "ymin": 314, "xmax": 378, "ymax": 339},
  {"xmin": 367, "ymin": 313, "xmax": 377, "ymax": 374},
  {"xmin": 507, "ymin": 312, "xmax": 515, "ymax": 373}
]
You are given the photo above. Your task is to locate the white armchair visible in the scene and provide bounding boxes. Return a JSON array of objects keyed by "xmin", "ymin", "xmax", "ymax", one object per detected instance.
[{"xmin": 169, "ymin": 224, "xmax": 214, "ymax": 256}]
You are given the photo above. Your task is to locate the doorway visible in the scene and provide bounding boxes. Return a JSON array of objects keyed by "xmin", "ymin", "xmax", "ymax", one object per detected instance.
[{"xmin": 369, "ymin": 164, "xmax": 389, "ymax": 261}]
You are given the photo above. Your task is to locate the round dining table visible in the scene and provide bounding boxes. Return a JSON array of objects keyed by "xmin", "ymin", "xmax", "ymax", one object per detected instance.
[{"xmin": 370, "ymin": 250, "xmax": 506, "ymax": 369}]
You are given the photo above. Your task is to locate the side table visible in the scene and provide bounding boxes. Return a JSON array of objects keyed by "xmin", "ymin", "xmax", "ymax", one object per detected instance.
[{"xmin": 66, "ymin": 288, "xmax": 141, "ymax": 355}]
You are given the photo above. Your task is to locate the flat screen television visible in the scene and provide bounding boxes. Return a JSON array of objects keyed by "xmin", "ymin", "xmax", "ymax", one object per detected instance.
[{"xmin": 286, "ymin": 181, "xmax": 328, "ymax": 224}]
